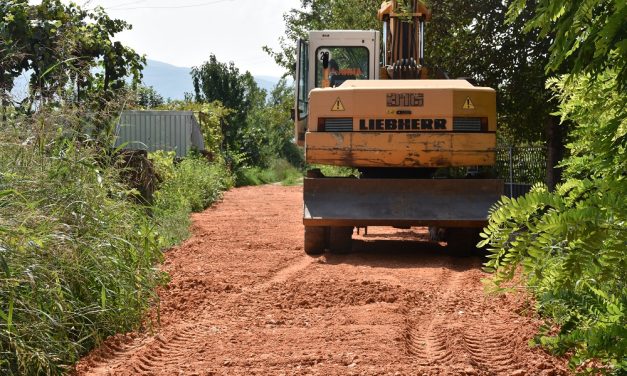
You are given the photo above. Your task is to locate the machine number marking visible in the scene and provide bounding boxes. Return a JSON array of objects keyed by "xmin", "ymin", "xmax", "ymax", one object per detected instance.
[
  {"xmin": 387, "ymin": 93, "xmax": 424, "ymax": 107},
  {"xmin": 463, "ymin": 97, "xmax": 475, "ymax": 109},
  {"xmin": 331, "ymin": 97, "xmax": 346, "ymax": 111}
]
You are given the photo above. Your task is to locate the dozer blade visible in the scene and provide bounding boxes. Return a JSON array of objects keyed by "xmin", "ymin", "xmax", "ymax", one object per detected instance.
[{"xmin": 303, "ymin": 178, "xmax": 503, "ymax": 228}]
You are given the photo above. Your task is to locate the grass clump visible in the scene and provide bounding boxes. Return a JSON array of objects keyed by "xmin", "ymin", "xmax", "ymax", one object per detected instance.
[
  {"xmin": 0, "ymin": 113, "xmax": 234, "ymax": 374},
  {"xmin": 0, "ymin": 134, "xmax": 167, "ymax": 375},
  {"xmin": 235, "ymin": 158, "xmax": 302, "ymax": 187},
  {"xmin": 150, "ymin": 151, "xmax": 234, "ymax": 247}
]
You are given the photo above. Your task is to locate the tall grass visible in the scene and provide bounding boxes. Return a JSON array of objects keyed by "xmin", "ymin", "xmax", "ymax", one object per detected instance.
[
  {"xmin": 235, "ymin": 158, "xmax": 302, "ymax": 187},
  {"xmin": 0, "ymin": 114, "xmax": 233, "ymax": 374},
  {"xmin": 150, "ymin": 151, "xmax": 234, "ymax": 247}
]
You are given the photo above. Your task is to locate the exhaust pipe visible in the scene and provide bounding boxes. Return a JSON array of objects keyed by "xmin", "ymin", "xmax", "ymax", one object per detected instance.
[{"xmin": 419, "ymin": 17, "xmax": 425, "ymax": 66}]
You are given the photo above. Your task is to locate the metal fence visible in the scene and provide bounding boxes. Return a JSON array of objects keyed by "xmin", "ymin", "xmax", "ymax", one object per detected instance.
[{"xmin": 495, "ymin": 146, "xmax": 547, "ymax": 198}]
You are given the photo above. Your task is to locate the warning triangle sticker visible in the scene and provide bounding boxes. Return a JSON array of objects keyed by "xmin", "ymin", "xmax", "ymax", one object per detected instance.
[
  {"xmin": 331, "ymin": 97, "xmax": 345, "ymax": 111},
  {"xmin": 463, "ymin": 96, "xmax": 475, "ymax": 110}
]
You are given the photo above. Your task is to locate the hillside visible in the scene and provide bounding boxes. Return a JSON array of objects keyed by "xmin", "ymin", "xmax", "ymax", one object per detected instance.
[
  {"xmin": 142, "ymin": 59, "xmax": 284, "ymax": 100},
  {"xmin": 10, "ymin": 59, "xmax": 284, "ymax": 101}
]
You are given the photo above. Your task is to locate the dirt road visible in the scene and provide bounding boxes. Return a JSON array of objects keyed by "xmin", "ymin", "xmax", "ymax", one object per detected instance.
[{"xmin": 76, "ymin": 184, "xmax": 568, "ymax": 375}]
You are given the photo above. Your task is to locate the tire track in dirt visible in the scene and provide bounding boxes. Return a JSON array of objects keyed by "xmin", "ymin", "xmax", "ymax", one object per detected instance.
[
  {"xmin": 403, "ymin": 267, "xmax": 462, "ymax": 367},
  {"xmin": 122, "ymin": 322, "xmax": 217, "ymax": 375},
  {"xmin": 75, "ymin": 185, "xmax": 570, "ymax": 375},
  {"xmin": 80, "ymin": 240, "xmax": 317, "ymax": 375},
  {"xmin": 402, "ymin": 268, "xmax": 533, "ymax": 374},
  {"xmin": 462, "ymin": 323, "xmax": 523, "ymax": 373}
]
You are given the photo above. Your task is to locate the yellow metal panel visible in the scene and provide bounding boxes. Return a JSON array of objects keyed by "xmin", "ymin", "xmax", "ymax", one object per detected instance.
[
  {"xmin": 452, "ymin": 90, "xmax": 497, "ymax": 131},
  {"xmin": 306, "ymin": 132, "xmax": 496, "ymax": 167},
  {"xmin": 307, "ymin": 80, "xmax": 497, "ymax": 132}
]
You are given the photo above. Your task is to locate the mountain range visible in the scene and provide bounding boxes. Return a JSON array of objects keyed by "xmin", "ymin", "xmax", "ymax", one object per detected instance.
[
  {"xmin": 142, "ymin": 59, "xmax": 283, "ymax": 100},
  {"xmin": 10, "ymin": 59, "xmax": 285, "ymax": 101}
]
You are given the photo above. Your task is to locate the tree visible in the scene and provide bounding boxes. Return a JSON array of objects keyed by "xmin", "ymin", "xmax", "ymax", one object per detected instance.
[
  {"xmin": 266, "ymin": 78, "xmax": 302, "ymax": 167},
  {"xmin": 508, "ymin": 0, "xmax": 627, "ymax": 87},
  {"xmin": 244, "ymin": 78, "xmax": 304, "ymax": 168},
  {"xmin": 191, "ymin": 54, "xmax": 267, "ymax": 164},
  {"xmin": 134, "ymin": 86, "xmax": 165, "ymax": 109},
  {"xmin": 426, "ymin": 0, "xmax": 554, "ymax": 143},
  {"xmin": 0, "ymin": 0, "xmax": 145, "ymax": 112},
  {"xmin": 481, "ymin": 1, "xmax": 626, "ymax": 372},
  {"xmin": 265, "ymin": 0, "xmax": 554, "ymax": 145}
]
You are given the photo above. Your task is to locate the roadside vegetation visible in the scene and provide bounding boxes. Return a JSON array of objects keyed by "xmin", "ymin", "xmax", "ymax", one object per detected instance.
[
  {"xmin": 150, "ymin": 151, "xmax": 234, "ymax": 247},
  {"xmin": 479, "ymin": 1, "xmax": 625, "ymax": 374},
  {"xmin": 0, "ymin": 111, "xmax": 166, "ymax": 374},
  {"xmin": 0, "ymin": 0, "xmax": 294, "ymax": 374},
  {"xmin": 0, "ymin": 107, "xmax": 233, "ymax": 374}
]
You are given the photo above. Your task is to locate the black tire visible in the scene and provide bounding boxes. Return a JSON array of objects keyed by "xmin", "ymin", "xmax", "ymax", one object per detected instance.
[
  {"xmin": 445, "ymin": 228, "xmax": 482, "ymax": 254},
  {"xmin": 328, "ymin": 226, "xmax": 353, "ymax": 253},
  {"xmin": 304, "ymin": 226, "xmax": 327, "ymax": 255},
  {"xmin": 428, "ymin": 226, "xmax": 446, "ymax": 242}
]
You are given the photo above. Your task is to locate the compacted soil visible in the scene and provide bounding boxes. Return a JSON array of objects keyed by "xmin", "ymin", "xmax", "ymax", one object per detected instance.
[{"xmin": 75, "ymin": 184, "xmax": 569, "ymax": 375}]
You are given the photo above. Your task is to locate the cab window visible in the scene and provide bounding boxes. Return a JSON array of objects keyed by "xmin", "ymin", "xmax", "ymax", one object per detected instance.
[{"xmin": 315, "ymin": 46, "xmax": 369, "ymax": 88}]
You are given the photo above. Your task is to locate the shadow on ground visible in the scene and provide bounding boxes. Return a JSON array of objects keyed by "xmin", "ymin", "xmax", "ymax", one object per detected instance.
[{"xmin": 320, "ymin": 228, "xmax": 487, "ymax": 272}]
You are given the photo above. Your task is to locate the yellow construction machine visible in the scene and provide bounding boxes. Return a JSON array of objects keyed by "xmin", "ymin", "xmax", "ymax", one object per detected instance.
[{"xmin": 294, "ymin": 0, "xmax": 502, "ymax": 254}]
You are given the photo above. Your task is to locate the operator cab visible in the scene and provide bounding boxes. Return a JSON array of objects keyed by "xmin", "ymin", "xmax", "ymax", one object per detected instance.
[{"xmin": 294, "ymin": 30, "xmax": 380, "ymax": 145}]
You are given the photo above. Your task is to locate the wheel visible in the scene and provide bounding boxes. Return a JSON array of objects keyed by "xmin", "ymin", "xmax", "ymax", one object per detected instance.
[
  {"xmin": 429, "ymin": 226, "xmax": 446, "ymax": 242},
  {"xmin": 444, "ymin": 228, "xmax": 482, "ymax": 254},
  {"xmin": 328, "ymin": 226, "xmax": 353, "ymax": 253},
  {"xmin": 304, "ymin": 226, "xmax": 327, "ymax": 255}
]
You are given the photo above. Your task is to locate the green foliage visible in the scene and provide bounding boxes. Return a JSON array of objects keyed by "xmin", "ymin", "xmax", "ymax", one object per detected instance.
[
  {"xmin": 426, "ymin": 0, "xmax": 554, "ymax": 144},
  {"xmin": 235, "ymin": 158, "xmax": 303, "ymax": 187},
  {"xmin": 0, "ymin": 0, "xmax": 145, "ymax": 111},
  {"xmin": 481, "ymin": 68, "xmax": 626, "ymax": 374},
  {"xmin": 482, "ymin": 0, "xmax": 625, "ymax": 368},
  {"xmin": 550, "ymin": 73, "xmax": 626, "ymax": 180},
  {"xmin": 245, "ymin": 78, "xmax": 305, "ymax": 169},
  {"xmin": 1, "ymin": 3, "xmax": 240, "ymax": 373},
  {"xmin": 148, "ymin": 151, "xmax": 177, "ymax": 183},
  {"xmin": 190, "ymin": 55, "xmax": 301, "ymax": 172},
  {"xmin": 133, "ymin": 85, "xmax": 165, "ymax": 109},
  {"xmin": 191, "ymin": 54, "xmax": 283, "ymax": 167},
  {"xmin": 267, "ymin": 0, "xmax": 555, "ymax": 144},
  {"xmin": 0, "ymin": 120, "xmax": 166, "ymax": 375},
  {"xmin": 482, "ymin": 180, "xmax": 626, "ymax": 373},
  {"xmin": 152, "ymin": 153, "xmax": 234, "ymax": 247},
  {"xmin": 0, "ymin": 100, "xmax": 235, "ymax": 374},
  {"xmin": 507, "ymin": 0, "xmax": 627, "ymax": 87}
]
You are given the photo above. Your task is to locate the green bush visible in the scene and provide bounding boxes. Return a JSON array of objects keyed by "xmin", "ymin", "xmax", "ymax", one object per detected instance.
[
  {"xmin": 235, "ymin": 158, "xmax": 302, "ymax": 187},
  {"xmin": 481, "ymin": 70, "xmax": 626, "ymax": 374},
  {"xmin": 0, "ymin": 110, "xmax": 235, "ymax": 374},
  {"xmin": 0, "ymin": 138, "xmax": 167, "ymax": 375},
  {"xmin": 152, "ymin": 153, "xmax": 233, "ymax": 247}
]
